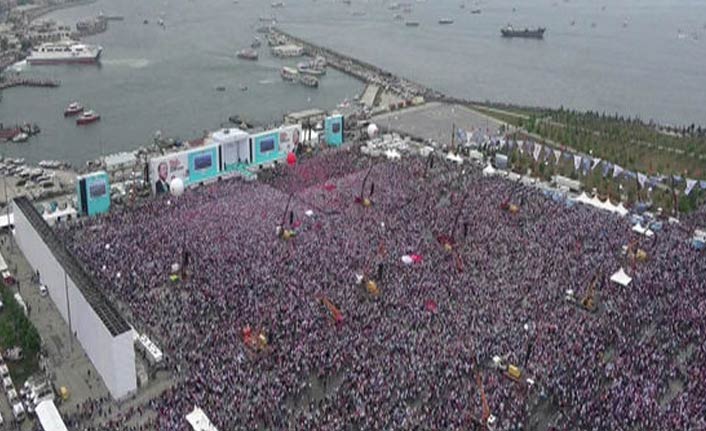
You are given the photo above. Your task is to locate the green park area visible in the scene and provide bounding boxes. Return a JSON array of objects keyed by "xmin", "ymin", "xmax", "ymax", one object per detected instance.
[
  {"xmin": 474, "ymin": 104, "xmax": 706, "ymax": 213},
  {"xmin": 0, "ymin": 284, "xmax": 40, "ymax": 385}
]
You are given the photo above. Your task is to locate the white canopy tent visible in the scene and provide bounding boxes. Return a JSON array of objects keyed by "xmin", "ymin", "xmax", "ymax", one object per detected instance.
[
  {"xmin": 610, "ymin": 268, "xmax": 633, "ymax": 287},
  {"xmin": 482, "ymin": 163, "xmax": 497, "ymax": 177},
  {"xmin": 35, "ymin": 400, "xmax": 68, "ymax": 431},
  {"xmin": 186, "ymin": 406, "xmax": 219, "ymax": 431}
]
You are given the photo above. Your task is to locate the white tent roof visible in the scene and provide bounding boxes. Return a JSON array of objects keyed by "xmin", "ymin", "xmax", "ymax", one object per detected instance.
[
  {"xmin": 610, "ymin": 268, "xmax": 632, "ymax": 287},
  {"xmin": 35, "ymin": 400, "xmax": 68, "ymax": 431},
  {"xmin": 446, "ymin": 152, "xmax": 463, "ymax": 164},
  {"xmin": 0, "ymin": 213, "xmax": 13, "ymax": 229},
  {"xmin": 482, "ymin": 163, "xmax": 496, "ymax": 176},
  {"xmin": 186, "ymin": 406, "xmax": 218, "ymax": 431},
  {"xmin": 632, "ymin": 223, "xmax": 654, "ymax": 237}
]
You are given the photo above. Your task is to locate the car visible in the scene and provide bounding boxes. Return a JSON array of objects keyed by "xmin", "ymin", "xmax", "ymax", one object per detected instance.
[{"xmin": 38, "ymin": 285, "xmax": 48, "ymax": 297}]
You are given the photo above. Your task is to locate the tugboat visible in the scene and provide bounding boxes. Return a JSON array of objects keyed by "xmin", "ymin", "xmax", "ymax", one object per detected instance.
[
  {"xmin": 76, "ymin": 110, "xmax": 101, "ymax": 125},
  {"xmin": 237, "ymin": 48, "xmax": 259, "ymax": 60},
  {"xmin": 64, "ymin": 102, "xmax": 84, "ymax": 117},
  {"xmin": 500, "ymin": 25, "xmax": 546, "ymax": 39}
]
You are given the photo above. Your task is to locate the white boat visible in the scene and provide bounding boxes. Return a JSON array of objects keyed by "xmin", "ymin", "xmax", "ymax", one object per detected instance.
[
  {"xmin": 280, "ymin": 66, "xmax": 299, "ymax": 81},
  {"xmin": 27, "ymin": 41, "xmax": 102, "ymax": 65},
  {"xmin": 11, "ymin": 133, "xmax": 28, "ymax": 143}
]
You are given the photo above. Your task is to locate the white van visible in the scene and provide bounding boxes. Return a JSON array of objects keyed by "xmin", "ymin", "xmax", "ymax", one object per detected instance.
[{"xmin": 12, "ymin": 402, "xmax": 24, "ymax": 422}]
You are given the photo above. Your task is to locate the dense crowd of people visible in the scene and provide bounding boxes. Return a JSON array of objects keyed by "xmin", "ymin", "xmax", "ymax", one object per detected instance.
[{"xmin": 56, "ymin": 148, "xmax": 706, "ymax": 431}]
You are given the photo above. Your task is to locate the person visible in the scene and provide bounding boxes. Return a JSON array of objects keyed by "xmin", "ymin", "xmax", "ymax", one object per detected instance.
[{"xmin": 155, "ymin": 162, "xmax": 170, "ymax": 195}]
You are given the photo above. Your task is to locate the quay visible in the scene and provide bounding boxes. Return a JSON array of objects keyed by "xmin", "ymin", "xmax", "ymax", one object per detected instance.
[{"xmin": 0, "ymin": 77, "xmax": 60, "ymax": 90}]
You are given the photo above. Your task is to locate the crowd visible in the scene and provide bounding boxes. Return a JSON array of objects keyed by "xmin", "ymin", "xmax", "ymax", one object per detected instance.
[{"xmin": 55, "ymin": 148, "xmax": 706, "ymax": 431}]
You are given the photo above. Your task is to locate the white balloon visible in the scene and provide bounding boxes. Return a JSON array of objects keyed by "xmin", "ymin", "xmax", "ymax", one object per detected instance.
[
  {"xmin": 367, "ymin": 123, "xmax": 379, "ymax": 138},
  {"xmin": 170, "ymin": 177, "xmax": 185, "ymax": 197}
]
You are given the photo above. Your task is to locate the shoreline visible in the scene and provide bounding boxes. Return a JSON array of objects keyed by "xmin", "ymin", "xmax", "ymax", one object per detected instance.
[{"xmin": 26, "ymin": 0, "xmax": 99, "ymax": 23}]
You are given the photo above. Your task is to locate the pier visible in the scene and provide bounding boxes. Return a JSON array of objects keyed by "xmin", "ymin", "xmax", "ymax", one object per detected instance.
[{"xmin": 0, "ymin": 78, "xmax": 60, "ymax": 90}]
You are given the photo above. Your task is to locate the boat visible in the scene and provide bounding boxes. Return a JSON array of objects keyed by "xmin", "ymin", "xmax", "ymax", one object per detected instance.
[
  {"xmin": 297, "ymin": 61, "xmax": 326, "ymax": 76},
  {"xmin": 76, "ymin": 110, "xmax": 101, "ymax": 125},
  {"xmin": 500, "ymin": 25, "xmax": 546, "ymax": 39},
  {"xmin": 64, "ymin": 102, "xmax": 84, "ymax": 116},
  {"xmin": 470, "ymin": 9, "xmax": 481, "ymax": 14},
  {"xmin": 38, "ymin": 160, "xmax": 65, "ymax": 169},
  {"xmin": 406, "ymin": 21, "xmax": 420, "ymax": 27},
  {"xmin": 271, "ymin": 1, "xmax": 284, "ymax": 7},
  {"xmin": 157, "ymin": 18, "xmax": 165, "ymax": 27},
  {"xmin": 438, "ymin": 18, "xmax": 454, "ymax": 24},
  {"xmin": 11, "ymin": 133, "xmax": 28, "ymax": 143},
  {"xmin": 143, "ymin": 19, "xmax": 149, "ymax": 24},
  {"xmin": 0, "ymin": 127, "xmax": 21, "ymax": 141},
  {"xmin": 299, "ymin": 75, "xmax": 319, "ymax": 88},
  {"xmin": 215, "ymin": 86, "xmax": 226, "ymax": 92},
  {"xmin": 27, "ymin": 41, "xmax": 102, "ymax": 65},
  {"xmin": 237, "ymin": 48, "xmax": 259, "ymax": 60},
  {"xmin": 280, "ymin": 66, "xmax": 299, "ymax": 81}
]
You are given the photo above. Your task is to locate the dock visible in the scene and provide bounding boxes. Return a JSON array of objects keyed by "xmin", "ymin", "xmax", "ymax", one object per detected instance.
[{"xmin": 0, "ymin": 78, "xmax": 60, "ymax": 90}]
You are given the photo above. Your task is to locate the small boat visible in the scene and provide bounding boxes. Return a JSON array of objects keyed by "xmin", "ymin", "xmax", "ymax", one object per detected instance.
[
  {"xmin": 76, "ymin": 110, "xmax": 101, "ymax": 125},
  {"xmin": 216, "ymin": 86, "xmax": 226, "ymax": 92},
  {"xmin": 299, "ymin": 75, "xmax": 319, "ymax": 88},
  {"xmin": 406, "ymin": 21, "xmax": 420, "ymax": 27},
  {"xmin": 501, "ymin": 25, "xmax": 546, "ymax": 38},
  {"xmin": 239, "ymin": 84, "xmax": 248, "ymax": 91},
  {"xmin": 237, "ymin": 48, "xmax": 259, "ymax": 60},
  {"xmin": 470, "ymin": 9, "xmax": 481, "ymax": 14},
  {"xmin": 11, "ymin": 133, "xmax": 29, "ymax": 143},
  {"xmin": 271, "ymin": 1, "xmax": 284, "ymax": 8},
  {"xmin": 143, "ymin": 19, "xmax": 149, "ymax": 24},
  {"xmin": 64, "ymin": 102, "xmax": 84, "ymax": 117},
  {"xmin": 157, "ymin": 18, "xmax": 165, "ymax": 27},
  {"xmin": 297, "ymin": 61, "xmax": 326, "ymax": 76},
  {"xmin": 281, "ymin": 66, "xmax": 299, "ymax": 81},
  {"xmin": 438, "ymin": 18, "xmax": 454, "ymax": 25}
]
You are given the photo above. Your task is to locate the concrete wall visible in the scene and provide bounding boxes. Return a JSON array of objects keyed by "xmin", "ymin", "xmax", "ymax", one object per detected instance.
[{"xmin": 12, "ymin": 202, "xmax": 137, "ymax": 400}]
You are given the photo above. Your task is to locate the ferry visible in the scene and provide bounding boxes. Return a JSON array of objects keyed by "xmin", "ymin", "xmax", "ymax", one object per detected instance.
[
  {"xmin": 27, "ymin": 41, "xmax": 102, "ymax": 65},
  {"xmin": 64, "ymin": 102, "xmax": 84, "ymax": 116},
  {"xmin": 237, "ymin": 48, "xmax": 259, "ymax": 60},
  {"xmin": 76, "ymin": 110, "xmax": 101, "ymax": 125},
  {"xmin": 280, "ymin": 66, "xmax": 299, "ymax": 82}
]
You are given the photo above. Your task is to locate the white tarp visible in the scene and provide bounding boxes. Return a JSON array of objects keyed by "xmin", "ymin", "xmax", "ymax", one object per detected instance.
[
  {"xmin": 610, "ymin": 268, "xmax": 632, "ymax": 287},
  {"xmin": 35, "ymin": 400, "xmax": 68, "ymax": 431},
  {"xmin": 186, "ymin": 406, "xmax": 219, "ymax": 431},
  {"xmin": 632, "ymin": 223, "xmax": 654, "ymax": 237}
]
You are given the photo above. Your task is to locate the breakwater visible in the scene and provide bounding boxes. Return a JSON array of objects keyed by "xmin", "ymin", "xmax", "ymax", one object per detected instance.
[{"xmin": 270, "ymin": 27, "xmax": 442, "ymax": 102}]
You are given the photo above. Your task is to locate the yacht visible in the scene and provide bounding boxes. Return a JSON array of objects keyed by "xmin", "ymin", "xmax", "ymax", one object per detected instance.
[{"xmin": 27, "ymin": 41, "xmax": 102, "ymax": 65}]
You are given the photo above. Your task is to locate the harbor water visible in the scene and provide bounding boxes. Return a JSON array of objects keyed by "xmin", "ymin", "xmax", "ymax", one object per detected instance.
[{"xmin": 1, "ymin": 0, "xmax": 705, "ymax": 165}]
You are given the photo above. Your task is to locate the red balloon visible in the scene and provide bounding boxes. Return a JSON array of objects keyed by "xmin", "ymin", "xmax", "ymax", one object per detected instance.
[{"xmin": 287, "ymin": 152, "xmax": 297, "ymax": 166}]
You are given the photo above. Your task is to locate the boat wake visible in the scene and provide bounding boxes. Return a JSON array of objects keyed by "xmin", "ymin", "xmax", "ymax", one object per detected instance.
[
  {"xmin": 9, "ymin": 60, "xmax": 28, "ymax": 72},
  {"xmin": 101, "ymin": 58, "xmax": 150, "ymax": 68}
]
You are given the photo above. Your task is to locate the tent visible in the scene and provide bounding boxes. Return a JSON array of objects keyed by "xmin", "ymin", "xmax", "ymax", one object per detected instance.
[
  {"xmin": 632, "ymin": 223, "xmax": 654, "ymax": 237},
  {"xmin": 610, "ymin": 268, "xmax": 632, "ymax": 287},
  {"xmin": 35, "ymin": 400, "xmax": 68, "ymax": 431},
  {"xmin": 186, "ymin": 406, "xmax": 218, "ymax": 431},
  {"xmin": 482, "ymin": 163, "xmax": 497, "ymax": 177}
]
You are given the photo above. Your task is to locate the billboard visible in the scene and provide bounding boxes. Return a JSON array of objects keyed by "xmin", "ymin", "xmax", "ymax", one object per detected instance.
[
  {"xmin": 188, "ymin": 146, "xmax": 219, "ymax": 183},
  {"xmin": 324, "ymin": 115, "xmax": 344, "ymax": 146},
  {"xmin": 150, "ymin": 152, "xmax": 189, "ymax": 195},
  {"xmin": 279, "ymin": 124, "xmax": 302, "ymax": 155},
  {"xmin": 76, "ymin": 171, "xmax": 111, "ymax": 216},
  {"xmin": 252, "ymin": 131, "xmax": 280, "ymax": 165}
]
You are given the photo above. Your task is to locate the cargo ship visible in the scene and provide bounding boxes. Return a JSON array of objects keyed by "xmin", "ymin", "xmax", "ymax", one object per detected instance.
[{"xmin": 501, "ymin": 25, "xmax": 545, "ymax": 39}]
